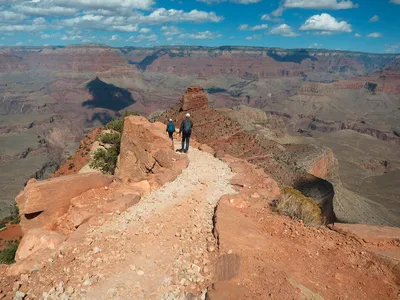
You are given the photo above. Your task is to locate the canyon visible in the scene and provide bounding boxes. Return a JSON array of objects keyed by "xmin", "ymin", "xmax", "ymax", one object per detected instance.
[
  {"xmin": 0, "ymin": 90, "xmax": 399, "ymax": 299},
  {"xmin": 0, "ymin": 45, "xmax": 399, "ymax": 229}
]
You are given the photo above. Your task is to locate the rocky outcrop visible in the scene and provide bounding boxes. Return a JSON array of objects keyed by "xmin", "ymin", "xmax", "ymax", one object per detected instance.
[
  {"xmin": 16, "ymin": 173, "xmax": 114, "ymax": 234},
  {"xmin": 161, "ymin": 87, "xmax": 336, "ymax": 223},
  {"xmin": 179, "ymin": 86, "xmax": 209, "ymax": 111},
  {"xmin": 209, "ymin": 152, "xmax": 399, "ymax": 299},
  {"xmin": 15, "ymin": 228, "xmax": 66, "ymax": 262},
  {"xmin": 116, "ymin": 116, "xmax": 189, "ymax": 187}
]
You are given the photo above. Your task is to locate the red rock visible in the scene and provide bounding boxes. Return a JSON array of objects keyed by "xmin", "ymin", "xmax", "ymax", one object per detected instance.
[
  {"xmin": 334, "ymin": 223, "xmax": 400, "ymax": 245},
  {"xmin": 15, "ymin": 228, "xmax": 66, "ymax": 262},
  {"xmin": 16, "ymin": 172, "xmax": 113, "ymax": 234},
  {"xmin": 68, "ymin": 207, "xmax": 95, "ymax": 229},
  {"xmin": 128, "ymin": 180, "xmax": 151, "ymax": 196},
  {"xmin": 116, "ymin": 116, "xmax": 188, "ymax": 184},
  {"xmin": 198, "ymin": 144, "xmax": 215, "ymax": 155},
  {"xmin": 101, "ymin": 194, "xmax": 140, "ymax": 214},
  {"xmin": 179, "ymin": 86, "xmax": 208, "ymax": 111},
  {"xmin": 219, "ymin": 194, "xmax": 248, "ymax": 209}
]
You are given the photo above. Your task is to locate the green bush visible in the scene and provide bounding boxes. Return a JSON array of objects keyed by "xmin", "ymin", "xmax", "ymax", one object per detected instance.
[
  {"xmin": 276, "ymin": 187, "xmax": 323, "ymax": 226},
  {"xmin": 105, "ymin": 111, "xmax": 139, "ymax": 133},
  {"xmin": 68, "ymin": 162, "xmax": 75, "ymax": 170},
  {"xmin": 90, "ymin": 112, "xmax": 138, "ymax": 175},
  {"xmin": 89, "ymin": 147, "xmax": 119, "ymax": 175},
  {"xmin": 105, "ymin": 119, "xmax": 124, "ymax": 133},
  {"xmin": 0, "ymin": 242, "xmax": 19, "ymax": 264},
  {"xmin": 100, "ymin": 132, "xmax": 121, "ymax": 147}
]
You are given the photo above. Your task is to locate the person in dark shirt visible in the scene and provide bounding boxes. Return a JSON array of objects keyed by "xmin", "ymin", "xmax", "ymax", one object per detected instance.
[
  {"xmin": 166, "ymin": 118, "xmax": 175, "ymax": 150},
  {"xmin": 179, "ymin": 113, "xmax": 193, "ymax": 153}
]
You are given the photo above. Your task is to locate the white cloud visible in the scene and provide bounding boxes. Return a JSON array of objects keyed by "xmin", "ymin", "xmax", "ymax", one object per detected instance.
[
  {"xmin": 245, "ymin": 34, "xmax": 261, "ymax": 40},
  {"xmin": 367, "ymin": 32, "xmax": 382, "ymax": 38},
  {"xmin": 197, "ymin": 0, "xmax": 260, "ymax": 4},
  {"xmin": 32, "ymin": 17, "xmax": 46, "ymax": 25},
  {"xmin": 178, "ymin": 30, "xmax": 222, "ymax": 39},
  {"xmin": 272, "ymin": 0, "xmax": 357, "ymax": 17},
  {"xmin": 390, "ymin": 0, "xmax": 400, "ymax": 4},
  {"xmin": 354, "ymin": 33, "xmax": 362, "ymax": 37},
  {"xmin": 0, "ymin": 24, "xmax": 45, "ymax": 32},
  {"xmin": 13, "ymin": 4, "xmax": 78, "ymax": 17},
  {"xmin": 139, "ymin": 27, "xmax": 151, "ymax": 33},
  {"xmin": 369, "ymin": 15, "xmax": 379, "ymax": 22},
  {"xmin": 127, "ymin": 33, "xmax": 158, "ymax": 42},
  {"xmin": 16, "ymin": 42, "xmax": 23, "ymax": 46},
  {"xmin": 41, "ymin": 33, "xmax": 61, "ymax": 39},
  {"xmin": 111, "ymin": 25, "xmax": 139, "ymax": 32},
  {"xmin": 308, "ymin": 43, "xmax": 323, "ymax": 48},
  {"xmin": 54, "ymin": 0, "xmax": 155, "ymax": 10},
  {"xmin": 385, "ymin": 43, "xmax": 400, "ymax": 53},
  {"xmin": 109, "ymin": 34, "xmax": 119, "ymax": 41},
  {"xmin": 270, "ymin": 24, "xmax": 299, "ymax": 37},
  {"xmin": 283, "ymin": 0, "xmax": 357, "ymax": 9},
  {"xmin": 238, "ymin": 24, "xmax": 268, "ymax": 31},
  {"xmin": 0, "ymin": 11, "xmax": 26, "ymax": 23},
  {"xmin": 143, "ymin": 8, "xmax": 223, "ymax": 24},
  {"xmin": 260, "ymin": 14, "xmax": 281, "ymax": 22},
  {"xmin": 300, "ymin": 13, "xmax": 352, "ymax": 34},
  {"xmin": 161, "ymin": 25, "xmax": 182, "ymax": 36}
]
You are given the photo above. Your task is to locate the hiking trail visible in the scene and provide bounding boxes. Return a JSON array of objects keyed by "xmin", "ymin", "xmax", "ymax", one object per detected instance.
[{"xmin": 70, "ymin": 141, "xmax": 235, "ymax": 300}]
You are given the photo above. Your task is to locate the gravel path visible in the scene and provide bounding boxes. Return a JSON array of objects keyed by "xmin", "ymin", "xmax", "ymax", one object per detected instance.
[{"xmin": 81, "ymin": 142, "xmax": 236, "ymax": 300}]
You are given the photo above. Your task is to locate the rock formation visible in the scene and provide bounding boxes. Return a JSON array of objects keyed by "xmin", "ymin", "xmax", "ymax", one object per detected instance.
[
  {"xmin": 161, "ymin": 87, "xmax": 337, "ymax": 224},
  {"xmin": 0, "ymin": 86, "xmax": 399, "ymax": 300},
  {"xmin": 116, "ymin": 116, "xmax": 189, "ymax": 187},
  {"xmin": 10, "ymin": 116, "xmax": 189, "ymax": 270},
  {"xmin": 16, "ymin": 173, "xmax": 113, "ymax": 234},
  {"xmin": 179, "ymin": 86, "xmax": 209, "ymax": 111}
]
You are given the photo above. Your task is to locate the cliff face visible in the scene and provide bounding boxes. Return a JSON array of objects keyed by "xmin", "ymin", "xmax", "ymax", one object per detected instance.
[
  {"xmin": 1, "ymin": 46, "xmax": 398, "ymax": 80},
  {"xmin": 0, "ymin": 45, "xmax": 132, "ymax": 73},
  {"xmin": 123, "ymin": 47, "xmax": 399, "ymax": 80}
]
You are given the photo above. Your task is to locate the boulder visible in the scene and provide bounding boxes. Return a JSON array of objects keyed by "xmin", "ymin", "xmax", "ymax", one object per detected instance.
[
  {"xmin": 179, "ymin": 86, "xmax": 208, "ymax": 111},
  {"xmin": 116, "ymin": 116, "xmax": 188, "ymax": 185},
  {"xmin": 15, "ymin": 228, "xmax": 66, "ymax": 262},
  {"xmin": 16, "ymin": 172, "xmax": 113, "ymax": 234}
]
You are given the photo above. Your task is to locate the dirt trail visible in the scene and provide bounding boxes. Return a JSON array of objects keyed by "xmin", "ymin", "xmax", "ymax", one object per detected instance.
[{"xmin": 78, "ymin": 141, "xmax": 235, "ymax": 299}]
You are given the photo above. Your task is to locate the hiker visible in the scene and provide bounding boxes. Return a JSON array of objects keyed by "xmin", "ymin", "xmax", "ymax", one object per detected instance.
[
  {"xmin": 166, "ymin": 118, "xmax": 175, "ymax": 141},
  {"xmin": 179, "ymin": 113, "xmax": 193, "ymax": 153}
]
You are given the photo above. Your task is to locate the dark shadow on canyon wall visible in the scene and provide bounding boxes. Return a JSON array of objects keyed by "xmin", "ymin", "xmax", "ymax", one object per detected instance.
[
  {"xmin": 86, "ymin": 111, "xmax": 115, "ymax": 126},
  {"xmin": 267, "ymin": 49, "xmax": 317, "ymax": 64},
  {"xmin": 294, "ymin": 176, "xmax": 336, "ymax": 224},
  {"xmin": 82, "ymin": 77, "xmax": 135, "ymax": 111}
]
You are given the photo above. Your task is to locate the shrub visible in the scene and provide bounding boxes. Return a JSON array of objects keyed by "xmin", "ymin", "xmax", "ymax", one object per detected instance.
[
  {"xmin": 89, "ymin": 147, "xmax": 119, "ymax": 175},
  {"xmin": 105, "ymin": 111, "xmax": 139, "ymax": 133},
  {"xmin": 100, "ymin": 132, "xmax": 121, "ymax": 147},
  {"xmin": 90, "ymin": 112, "xmax": 138, "ymax": 175},
  {"xmin": 68, "ymin": 162, "xmax": 75, "ymax": 170},
  {"xmin": 0, "ymin": 242, "xmax": 19, "ymax": 264},
  {"xmin": 276, "ymin": 187, "xmax": 323, "ymax": 226},
  {"xmin": 105, "ymin": 118, "xmax": 124, "ymax": 133}
]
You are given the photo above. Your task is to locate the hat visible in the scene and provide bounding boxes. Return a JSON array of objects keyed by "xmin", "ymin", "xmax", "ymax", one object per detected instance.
[
  {"xmin": 169, "ymin": 118, "xmax": 173, "ymax": 121},
  {"xmin": 186, "ymin": 113, "xmax": 190, "ymax": 117}
]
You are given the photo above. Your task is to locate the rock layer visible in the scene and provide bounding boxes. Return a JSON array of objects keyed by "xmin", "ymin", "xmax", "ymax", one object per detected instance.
[
  {"xmin": 116, "ymin": 116, "xmax": 189, "ymax": 187},
  {"xmin": 16, "ymin": 173, "xmax": 113, "ymax": 234},
  {"xmin": 180, "ymin": 86, "xmax": 209, "ymax": 111}
]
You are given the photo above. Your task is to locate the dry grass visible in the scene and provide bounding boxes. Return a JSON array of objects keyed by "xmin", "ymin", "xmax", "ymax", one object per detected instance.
[{"xmin": 276, "ymin": 187, "xmax": 323, "ymax": 226}]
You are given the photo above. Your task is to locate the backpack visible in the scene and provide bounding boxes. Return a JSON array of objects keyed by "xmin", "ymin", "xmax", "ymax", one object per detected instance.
[
  {"xmin": 167, "ymin": 122, "xmax": 175, "ymax": 133},
  {"xmin": 182, "ymin": 119, "xmax": 192, "ymax": 135}
]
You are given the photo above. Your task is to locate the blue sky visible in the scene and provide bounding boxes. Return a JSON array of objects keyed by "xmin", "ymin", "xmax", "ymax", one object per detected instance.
[{"xmin": 0, "ymin": 0, "xmax": 399, "ymax": 53}]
